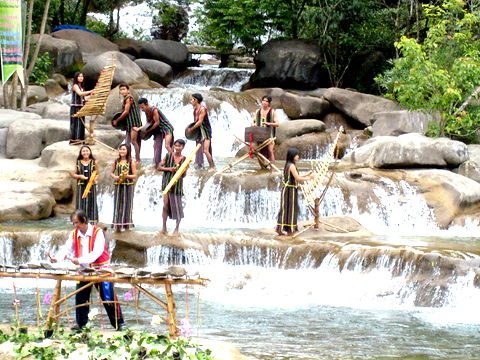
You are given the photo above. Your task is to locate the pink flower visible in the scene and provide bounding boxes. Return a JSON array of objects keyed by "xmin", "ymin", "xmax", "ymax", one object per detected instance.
[
  {"xmin": 180, "ymin": 318, "xmax": 193, "ymax": 338},
  {"xmin": 124, "ymin": 291, "xmax": 132, "ymax": 301},
  {"xmin": 12, "ymin": 299, "xmax": 21, "ymax": 306},
  {"xmin": 43, "ymin": 293, "xmax": 52, "ymax": 305}
]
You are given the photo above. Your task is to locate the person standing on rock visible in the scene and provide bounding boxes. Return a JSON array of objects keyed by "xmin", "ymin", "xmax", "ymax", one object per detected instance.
[
  {"xmin": 110, "ymin": 144, "xmax": 137, "ymax": 231},
  {"xmin": 47, "ymin": 209, "xmax": 125, "ymax": 331},
  {"xmin": 72, "ymin": 145, "xmax": 99, "ymax": 224},
  {"xmin": 276, "ymin": 148, "xmax": 314, "ymax": 236},
  {"xmin": 70, "ymin": 72, "xmax": 93, "ymax": 144},
  {"xmin": 158, "ymin": 139, "xmax": 187, "ymax": 236},
  {"xmin": 251, "ymin": 95, "xmax": 279, "ymax": 168},
  {"xmin": 136, "ymin": 98, "xmax": 174, "ymax": 170},
  {"xmin": 186, "ymin": 93, "xmax": 215, "ymax": 171},
  {"xmin": 112, "ymin": 84, "xmax": 142, "ymax": 164}
]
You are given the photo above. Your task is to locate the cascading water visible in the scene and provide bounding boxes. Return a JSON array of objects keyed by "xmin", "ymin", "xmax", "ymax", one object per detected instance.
[{"xmin": 2, "ymin": 62, "xmax": 480, "ymax": 359}]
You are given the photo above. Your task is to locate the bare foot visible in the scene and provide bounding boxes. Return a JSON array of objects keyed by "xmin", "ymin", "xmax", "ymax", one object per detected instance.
[
  {"xmin": 136, "ymin": 159, "xmax": 141, "ymax": 164},
  {"xmin": 172, "ymin": 231, "xmax": 180, "ymax": 237},
  {"xmin": 208, "ymin": 168, "xmax": 215, "ymax": 172},
  {"xmin": 150, "ymin": 165, "xmax": 157, "ymax": 170},
  {"xmin": 160, "ymin": 229, "xmax": 167, "ymax": 235},
  {"xmin": 287, "ymin": 231, "xmax": 295, "ymax": 236},
  {"xmin": 275, "ymin": 229, "xmax": 284, "ymax": 236}
]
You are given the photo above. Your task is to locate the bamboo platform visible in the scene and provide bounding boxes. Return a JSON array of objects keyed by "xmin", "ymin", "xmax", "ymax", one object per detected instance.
[{"xmin": 0, "ymin": 264, "xmax": 208, "ymax": 337}]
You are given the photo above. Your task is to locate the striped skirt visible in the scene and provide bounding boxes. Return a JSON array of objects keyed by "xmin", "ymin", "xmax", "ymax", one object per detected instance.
[
  {"xmin": 76, "ymin": 183, "xmax": 99, "ymax": 224},
  {"xmin": 167, "ymin": 193, "xmax": 184, "ymax": 220},
  {"xmin": 276, "ymin": 186, "xmax": 299, "ymax": 233},
  {"xmin": 112, "ymin": 184, "xmax": 134, "ymax": 230},
  {"xmin": 70, "ymin": 105, "xmax": 85, "ymax": 142}
]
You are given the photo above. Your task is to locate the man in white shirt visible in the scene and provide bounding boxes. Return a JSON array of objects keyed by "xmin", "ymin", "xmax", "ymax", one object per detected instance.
[{"xmin": 48, "ymin": 210, "xmax": 124, "ymax": 331}]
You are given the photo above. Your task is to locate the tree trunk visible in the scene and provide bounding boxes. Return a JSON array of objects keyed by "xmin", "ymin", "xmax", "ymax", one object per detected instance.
[
  {"xmin": 79, "ymin": 0, "xmax": 92, "ymax": 26},
  {"xmin": 21, "ymin": 0, "xmax": 35, "ymax": 111}
]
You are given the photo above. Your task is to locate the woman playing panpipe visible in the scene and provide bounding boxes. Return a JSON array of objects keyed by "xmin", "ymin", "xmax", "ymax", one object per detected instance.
[
  {"xmin": 70, "ymin": 72, "xmax": 93, "ymax": 144},
  {"xmin": 276, "ymin": 148, "xmax": 314, "ymax": 236},
  {"xmin": 72, "ymin": 145, "xmax": 99, "ymax": 224},
  {"xmin": 110, "ymin": 144, "xmax": 137, "ymax": 231}
]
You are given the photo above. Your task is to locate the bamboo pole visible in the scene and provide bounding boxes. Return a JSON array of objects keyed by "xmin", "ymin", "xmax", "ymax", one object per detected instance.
[
  {"xmin": 217, "ymin": 137, "xmax": 273, "ymax": 174},
  {"xmin": 133, "ymin": 284, "xmax": 169, "ymax": 311},
  {"xmin": 233, "ymin": 135, "xmax": 281, "ymax": 173},
  {"xmin": 163, "ymin": 144, "xmax": 201, "ymax": 194},
  {"xmin": 165, "ymin": 282, "xmax": 178, "ymax": 337},
  {"xmin": 292, "ymin": 223, "xmax": 315, "ymax": 238}
]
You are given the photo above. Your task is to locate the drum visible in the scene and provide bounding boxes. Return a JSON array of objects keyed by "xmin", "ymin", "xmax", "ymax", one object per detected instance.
[
  {"xmin": 244, "ymin": 126, "xmax": 270, "ymax": 143},
  {"xmin": 140, "ymin": 122, "xmax": 154, "ymax": 141},
  {"xmin": 185, "ymin": 122, "xmax": 201, "ymax": 141},
  {"xmin": 111, "ymin": 112, "xmax": 126, "ymax": 131}
]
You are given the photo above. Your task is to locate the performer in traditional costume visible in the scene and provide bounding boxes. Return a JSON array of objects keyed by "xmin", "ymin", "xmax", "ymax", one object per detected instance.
[
  {"xmin": 112, "ymin": 84, "xmax": 142, "ymax": 164},
  {"xmin": 187, "ymin": 93, "xmax": 215, "ymax": 171},
  {"xmin": 136, "ymin": 98, "xmax": 174, "ymax": 169},
  {"xmin": 276, "ymin": 148, "xmax": 314, "ymax": 236},
  {"xmin": 47, "ymin": 210, "xmax": 125, "ymax": 331},
  {"xmin": 70, "ymin": 72, "xmax": 93, "ymax": 144},
  {"xmin": 110, "ymin": 144, "xmax": 137, "ymax": 231},
  {"xmin": 158, "ymin": 139, "xmax": 187, "ymax": 236},
  {"xmin": 251, "ymin": 95, "xmax": 279, "ymax": 168},
  {"xmin": 72, "ymin": 145, "xmax": 99, "ymax": 224}
]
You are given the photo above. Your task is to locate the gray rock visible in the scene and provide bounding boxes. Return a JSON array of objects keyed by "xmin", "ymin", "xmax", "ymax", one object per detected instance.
[
  {"xmin": 0, "ymin": 181, "xmax": 55, "ymax": 221},
  {"xmin": 341, "ymin": 133, "xmax": 468, "ymax": 168},
  {"xmin": 26, "ymin": 86, "xmax": 49, "ymax": 105},
  {"xmin": 113, "ymin": 38, "xmax": 147, "ymax": 58},
  {"xmin": 44, "ymin": 79, "xmax": 66, "ymax": 97},
  {"xmin": 275, "ymin": 132, "xmax": 332, "ymax": 160},
  {"xmin": 323, "ymin": 88, "xmax": 403, "ymax": 126},
  {"xmin": 81, "ymin": 51, "xmax": 149, "ymax": 89},
  {"xmin": 139, "ymin": 40, "xmax": 189, "ymax": 72},
  {"xmin": 0, "ymin": 128, "xmax": 7, "ymax": 159},
  {"xmin": 455, "ymin": 160, "xmax": 480, "ymax": 184},
  {"xmin": 280, "ymin": 92, "xmax": 330, "ymax": 120},
  {"xmin": 276, "ymin": 120, "xmax": 326, "ymax": 144},
  {"xmin": 467, "ymin": 144, "xmax": 480, "ymax": 164},
  {"xmin": 52, "ymin": 73, "xmax": 69, "ymax": 87},
  {"xmin": 0, "ymin": 109, "xmax": 42, "ymax": 123},
  {"xmin": 26, "ymin": 101, "xmax": 70, "ymax": 120},
  {"xmin": 31, "ymin": 34, "xmax": 83, "ymax": 75},
  {"xmin": 371, "ymin": 110, "xmax": 435, "ymax": 137},
  {"xmin": 51, "ymin": 29, "xmax": 118, "ymax": 55},
  {"xmin": 6, "ymin": 119, "xmax": 69, "ymax": 159},
  {"xmin": 247, "ymin": 39, "xmax": 330, "ymax": 90},
  {"xmin": 134, "ymin": 58, "xmax": 173, "ymax": 86}
]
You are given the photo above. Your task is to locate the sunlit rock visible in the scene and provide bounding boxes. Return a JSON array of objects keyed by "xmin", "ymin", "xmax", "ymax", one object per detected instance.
[
  {"xmin": 371, "ymin": 110, "xmax": 437, "ymax": 137},
  {"xmin": 276, "ymin": 120, "xmax": 326, "ymax": 145}
]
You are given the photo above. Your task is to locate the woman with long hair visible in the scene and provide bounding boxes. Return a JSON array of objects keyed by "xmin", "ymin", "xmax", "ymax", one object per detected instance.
[
  {"xmin": 110, "ymin": 144, "xmax": 137, "ymax": 231},
  {"xmin": 70, "ymin": 71, "xmax": 93, "ymax": 144},
  {"xmin": 276, "ymin": 148, "xmax": 314, "ymax": 236},
  {"xmin": 72, "ymin": 145, "xmax": 99, "ymax": 223}
]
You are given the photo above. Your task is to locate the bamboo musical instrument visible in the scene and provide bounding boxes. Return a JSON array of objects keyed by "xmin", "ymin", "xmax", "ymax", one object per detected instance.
[
  {"xmin": 117, "ymin": 168, "xmax": 129, "ymax": 185},
  {"xmin": 81, "ymin": 170, "xmax": 97, "ymax": 199},
  {"xmin": 163, "ymin": 144, "xmax": 202, "ymax": 195}
]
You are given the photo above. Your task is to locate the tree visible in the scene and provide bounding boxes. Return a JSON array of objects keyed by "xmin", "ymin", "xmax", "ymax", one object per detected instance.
[
  {"xmin": 376, "ymin": 0, "xmax": 480, "ymax": 142},
  {"xmin": 151, "ymin": 0, "xmax": 190, "ymax": 41}
]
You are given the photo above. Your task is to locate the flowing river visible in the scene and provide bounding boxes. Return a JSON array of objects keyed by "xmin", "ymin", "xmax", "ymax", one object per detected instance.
[{"xmin": 1, "ymin": 66, "xmax": 480, "ymax": 359}]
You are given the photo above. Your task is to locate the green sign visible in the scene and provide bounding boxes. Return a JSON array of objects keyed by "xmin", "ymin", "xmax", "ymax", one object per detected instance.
[{"xmin": 0, "ymin": 0, "xmax": 24, "ymax": 85}]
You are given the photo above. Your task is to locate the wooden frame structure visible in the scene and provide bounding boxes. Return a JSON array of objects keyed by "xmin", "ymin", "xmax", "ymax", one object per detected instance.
[
  {"xmin": 0, "ymin": 270, "xmax": 207, "ymax": 337},
  {"xmin": 71, "ymin": 55, "xmax": 116, "ymax": 151}
]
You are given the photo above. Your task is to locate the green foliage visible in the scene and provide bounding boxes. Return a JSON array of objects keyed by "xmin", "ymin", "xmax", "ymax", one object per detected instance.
[
  {"xmin": 0, "ymin": 324, "xmax": 213, "ymax": 360},
  {"xmin": 376, "ymin": 0, "xmax": 480, "ymax": 142},
  {"xmin": 151, "ymin": 1, "xmax": 190, "ymax": 41},
  {"xmin": 86, "ymin": 17, "xmax": 129, "ymax": 40},
  {"xmin": 29, "ymin": 52, "xmax": 52, "ymax": 86}
]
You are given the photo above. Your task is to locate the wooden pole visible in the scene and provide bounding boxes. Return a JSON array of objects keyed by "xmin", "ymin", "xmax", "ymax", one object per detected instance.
[
  {"xmin": 314, "ymin": 198, "xmax": 320, "ymax": 229},
  {"xmin": 165, "ymin": 282, "xmax": 178, "ymax": 337},
  {"xmin": 46, "ymin": 279, "xmax": 62, "ymax": 329},
  {"xmin": 133, "ymin": 284, "xmax": 169, "ymax": 311},
  {"xmin": 233, "ymin": 135, "xmax": 281, "ymax": 173},
  {"xmin": 217, "ymin": 137, "xmax": 274, "ymax": 174}
]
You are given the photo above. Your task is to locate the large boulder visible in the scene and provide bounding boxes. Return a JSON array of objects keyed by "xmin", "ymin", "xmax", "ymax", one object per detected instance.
[
  {"xmin": 467, "ymin": 144, "xmax": 480, "ymax": 164},
  {"xmin": 275, "ymin": 132, "xmax": 333, "ymax": 160},
  {"xmin": 280, "ymin": 91, "xmax": 330, "ymax": 120},
  {"xmin": 6, "ymin": 119, "xmax": 70, "ymax": 159},
  {"xmin": 276, "ymin": 120, "xmax": 326, "ymax": 144},
  {"xmin": 134, "ymin": 58, "xmax": 173, "ymax": 86},
  {"xmin": 323, "ymin": 88, "xmax": 403, "ymax": 127},
  {"xmin": 81, "ymin": 51, "xmax": 149, "ymax": 89},
  {"xmin": 247, "ymin": 40, "xmax": 330, "ymax": 90},
  {"xmin": 0, "ymin": 181, "xmax": 55, "ymax": 221},
  {"xmin": 51, "ymin": 29, "xmax": 118, "ymax": 56},
  {"xmin": 341, "ymin": 133, "xmax": 468, "ymax": 168},
  {"xmin": 371, "ymin": 110, "xmax": 436, "ymax": 137},
  {"xmin": 114, "ymin": 38, "xmax": 147, "ymax": 58},
  {"xmin": 31, "ymin": 34, "xmax": 83, "ymax": 75},
  {"xmin": 26, "ymin": 101, "xmax": 70, "ymax": 120},
  {"xmin": 455, "ymin": 160, "xmax": 480, "ymax": 184},
  {"xmin": 139, "ymin": 40, "xmax": 189, "ymax": 72}
]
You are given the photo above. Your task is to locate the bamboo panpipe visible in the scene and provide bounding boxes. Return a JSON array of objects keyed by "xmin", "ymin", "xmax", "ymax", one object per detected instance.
[
  {"xmin": 82, "ymin": 170, "xmax": 97, "ymax": 198},
  {"xmin": 163, "ymin": 144, "xmax": 201, "ymax": 194},
  {"xmin": 117, "ymin": 168, "xmax": 129, "ymax": 185}
]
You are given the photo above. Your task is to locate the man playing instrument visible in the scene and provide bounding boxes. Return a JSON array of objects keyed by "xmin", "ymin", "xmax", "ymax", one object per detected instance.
[
  {"xmin": 47, "ymin": 210, "xmax": 125, "ymax": 331},
  {"xmin": 251, "ymin": 95, "xmax": 279, "ymax": 169},
  {"xmin": 112, "ymin": 84, "xmax": 142, "ymax": 164},
  {"xmin": 136, "ymin": 98, "xmax": 174, "ymax": 170},
  {"xmin": 157, "ymin": 139, "xmax": 187, "ymax": 236}
]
